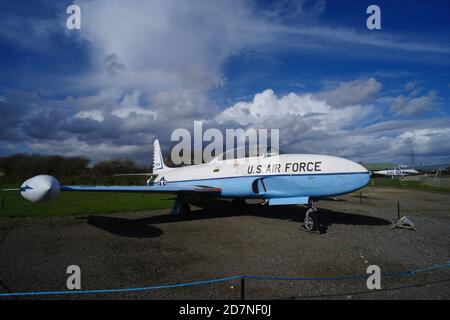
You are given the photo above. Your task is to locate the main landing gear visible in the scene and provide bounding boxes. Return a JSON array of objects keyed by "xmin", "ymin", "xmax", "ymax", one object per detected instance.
[
  {"xmin": 302, "ymin": 200, "xmax": 320, "ymax": 233},
  {"xmin": 171, "ymin": 195, "xmax": 191, "ymax": 218}
]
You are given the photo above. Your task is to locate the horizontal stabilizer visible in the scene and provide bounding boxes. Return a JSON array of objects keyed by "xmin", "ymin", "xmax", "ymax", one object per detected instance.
[{"xmin": 113, "ymin": 173, "xmax": 157, "ymax": 177}]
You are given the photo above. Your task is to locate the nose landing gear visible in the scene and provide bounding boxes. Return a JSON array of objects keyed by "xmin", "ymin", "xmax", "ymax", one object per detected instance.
[{"xmin": 301, "ymin": 200, "xmax": 320, "ymax": 233}]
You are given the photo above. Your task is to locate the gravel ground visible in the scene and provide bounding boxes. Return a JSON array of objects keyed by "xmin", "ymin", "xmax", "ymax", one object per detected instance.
[{"xmin": 0, "ymin": 186, "xmax": 449, "ymax": 300}]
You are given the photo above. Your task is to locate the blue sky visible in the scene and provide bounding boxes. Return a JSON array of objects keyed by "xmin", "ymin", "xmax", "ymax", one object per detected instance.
[{"xmin": 0, "ymin": 0, "xmax": 449, "ymax": 164}]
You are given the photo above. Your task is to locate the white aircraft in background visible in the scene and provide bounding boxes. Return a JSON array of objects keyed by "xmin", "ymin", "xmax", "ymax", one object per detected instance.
[
  {"xmin": 401, "ymin": 162, "xmax": 450, "ymax": 172},
  {"xmin": 372, "ymin": 168, "xmax": 420, "ymax": 178},
  {"xmin": 373, "ymin": 161, "xmax": 450, "ymax": 178},
  {"xmin": 13, "ymin": 139, "xmax": 370, "ymax": 232}
]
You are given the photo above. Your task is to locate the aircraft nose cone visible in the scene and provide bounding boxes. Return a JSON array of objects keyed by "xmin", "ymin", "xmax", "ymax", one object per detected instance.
[
  {"xmin": 351, "ymin": 160, "xmax": 369, "ymax": 174},
  {"xmin": 20, "ymin": 175, "xmax": 60, "ymax": 203},
  {"xmin": 349, "ymin": 160, "xmax": 370, "ymax": 187},
  {"xmin": 338, "ymin": 158, "xmax": 370, "ymax": 191}
]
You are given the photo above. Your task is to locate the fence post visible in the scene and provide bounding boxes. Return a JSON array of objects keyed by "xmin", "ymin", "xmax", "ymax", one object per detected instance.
[
  {"xmin": 240, "ymin": 277, "xmax": 245, "ymax": 300},
  {"xmin": 397, "ymin": 201, "xmax": 400, "ymax": 220}
]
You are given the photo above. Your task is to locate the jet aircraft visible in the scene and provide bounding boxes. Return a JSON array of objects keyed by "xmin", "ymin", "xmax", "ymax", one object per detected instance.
[
  {"xmin": 13, "ymin": 139, "xmax": 370, "ymax": 232},
  {"xmin": 373, "ymin": 161, "xmax": 450, "ymax": 178},
  {"xmin": 372, "ymin": 168, "xmax": 420, "ymax": 178}
]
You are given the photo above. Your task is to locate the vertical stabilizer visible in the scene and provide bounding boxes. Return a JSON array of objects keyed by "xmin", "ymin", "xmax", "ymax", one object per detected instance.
[{"xmin": 153, "ymin": 139, "xmax": 169, "ymax": 173}]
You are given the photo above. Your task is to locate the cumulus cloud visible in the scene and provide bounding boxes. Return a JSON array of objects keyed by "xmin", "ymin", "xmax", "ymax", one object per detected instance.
[
  {"xmin": 214, "ymin": 86, "xmax": 449, "ymax": 162},
  {"xmin": 74, "ymin": 0, "xmax": 273, "ymax": 95},
  {"xmin": 316, "ymin": 78, "xmax": 382, "ymax": 108},
  {"xmin": 60, "ymin": 0, "xmax": 450, "ymax": 97},
  {"xmin": 215, "ymin": 88, "xmax": 373, "ymax": 130},
  {"xmin": 1, "ymin": 79, "xmax": 448, "ymax": 163},
  {"xmin": 390, "ymin": 90, "xmax": 438, "ymax": 116},
  {"xmin": 214, "ymin": 87, "xmax": 376, "ymax": 155}
]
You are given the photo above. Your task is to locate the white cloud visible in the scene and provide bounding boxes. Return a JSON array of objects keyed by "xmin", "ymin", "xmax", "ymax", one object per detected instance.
[
  {"xmin": 316, "ymin": 78, "xmax": 382, "ymax": 107},
  {"xmin": 2, "ymin": 80, "xmax": 449, "ymax": 163},
  {"xmin": 213, "ymin": 85, "xmax": 449, "ymax": 162},
  {"xmin": 215, "ymin": 88, "xmax": 376, "ymax": 154},
  {"xmin": 390, "ymin": 90, "xmax": 438, "ymax": 116},
  {"xmin": 28, "ymin": 138, "xmax": 151, "ymax": 160},
  {"xmin": 405, "ymin": 81, "xmax": 417, "ymax": 91},
  {"xmin": 216, "ymin": 88, "xmax": 373, "ymax": 130},
  {"xmin": 278, "ymin": 24, "xmax": 450, "ymax": 56},
  {"xmin": 75, "ymin": 110, "xmax": 104, "ymax": 122},
  {"xmin": 75, "ymin": 0, "xmax": 273, "ymax": 95}
]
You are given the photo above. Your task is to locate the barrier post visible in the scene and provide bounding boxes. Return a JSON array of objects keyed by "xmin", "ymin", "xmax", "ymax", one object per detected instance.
[
  {"xmin": 240, "ymin": 277, "xmax": 245, "ymax": 300},
  {"xmin": 397, "ymin": 201, "xmax": 400, "ymax": 220},
  {"xmin": 1, "ymin": 193, "xmax": 4, "ymax": 212}
]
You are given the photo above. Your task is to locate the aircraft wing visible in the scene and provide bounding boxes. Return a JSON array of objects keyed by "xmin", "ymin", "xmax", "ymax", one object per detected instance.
[
  {"xmin": 14, "ymin": 175, "xmax": 222, "ymax": 203},
  {"xmin": 60, "ymin": 185, "xmax": 221, "ymax": 194}
]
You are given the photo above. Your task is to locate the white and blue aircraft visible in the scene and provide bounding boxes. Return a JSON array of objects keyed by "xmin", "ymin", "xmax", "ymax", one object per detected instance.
[
  {"xmin": 373, "ymin": 161, "xmax": 450, "ymax": 178},
  {"xmin": 372, "ymin": 168, "xmax": 420, "ymax": 178},
  {"xmin": 15, "ymin": 139, "xmax": 370, "ymax": 232}
]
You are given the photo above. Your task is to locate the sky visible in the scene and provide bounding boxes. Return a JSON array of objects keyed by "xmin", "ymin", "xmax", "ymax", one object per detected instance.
[{"xmin": 0, "ymin": 0, "xmax": 449, "ymax": 165}]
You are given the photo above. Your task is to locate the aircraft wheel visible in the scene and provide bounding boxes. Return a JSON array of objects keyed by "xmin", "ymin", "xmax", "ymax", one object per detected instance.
[
  {"xmin": 231, "ymin": 198, "xmax": 246, "ymax": 211},
  {"xmin": 303, "ymin": 208, "xmax": 319, "ymax": 232}
]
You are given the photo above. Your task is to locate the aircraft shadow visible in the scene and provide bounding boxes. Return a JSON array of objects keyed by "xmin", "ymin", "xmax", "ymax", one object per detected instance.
[
  {"xmin": 83, "ymin": 215, "xmax": 163, "ymax": 238},
  {"xmin": 81, "ymin": 198, "xmax": 391, "ymax": 237}
]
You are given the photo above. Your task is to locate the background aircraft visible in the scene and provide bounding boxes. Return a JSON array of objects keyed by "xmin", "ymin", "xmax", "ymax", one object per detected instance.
[
  {"xmin": 12, "ymin": 139, "xmax": 370, "ymax": 232},
  {"xmin": 372, "ymin": 161, "xmax": 450, "ymax": 178},
  {"xmin": 401, "ymin": 162, "xmax": 450, "ymax": 172},
  {"xmin": 372, "ymin": 168, "xmax": 420, "ymax": 178}
]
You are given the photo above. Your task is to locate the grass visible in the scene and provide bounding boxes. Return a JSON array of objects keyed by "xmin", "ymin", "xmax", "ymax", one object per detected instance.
[
  {"xmin": 0, "ymin": 183, "xmax": 175, "ymax": 217},
  {"xmin": 369, "ymin": 178, "xmax": 450, "ymax": 193}
]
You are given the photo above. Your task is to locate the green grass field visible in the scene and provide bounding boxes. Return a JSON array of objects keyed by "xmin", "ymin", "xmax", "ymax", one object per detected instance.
[{"xmin": 0, "ymin": 183, "xmax": 175, "ymax": 217}]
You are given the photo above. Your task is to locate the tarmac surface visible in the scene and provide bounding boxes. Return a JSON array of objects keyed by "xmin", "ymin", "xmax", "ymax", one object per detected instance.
[{"xmin": 0, "ymin": 186, "xmax": 449, "ymax": 300}]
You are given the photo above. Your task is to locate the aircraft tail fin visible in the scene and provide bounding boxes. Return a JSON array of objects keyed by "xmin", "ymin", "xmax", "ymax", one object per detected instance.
[{"xmin": 153, "ymin": 139, "xmax": 169, "ymax": 173}]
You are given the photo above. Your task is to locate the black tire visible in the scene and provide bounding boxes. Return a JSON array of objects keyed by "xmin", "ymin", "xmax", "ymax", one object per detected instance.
[{"xmin": 303, "ymin": 208, "xmax": 319, "ymax": 231}]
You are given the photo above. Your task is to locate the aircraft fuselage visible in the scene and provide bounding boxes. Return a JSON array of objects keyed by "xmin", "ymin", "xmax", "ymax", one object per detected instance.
[{"xmin": 156, "ymin": 154, "xmax": 370, "ymax": 199}]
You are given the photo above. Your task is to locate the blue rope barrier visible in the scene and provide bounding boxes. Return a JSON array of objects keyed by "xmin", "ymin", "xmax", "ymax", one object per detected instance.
[
  {"xmin": 1, "ymin": 262, "xmax": 449, "ymax": 298},
  {"xmin": 0, "ymin": 276, "xmax": 242, "ymax": 297},
  {"xmin": 244, "ymin": 262, "xmax": 450, "ymax": 282}
]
